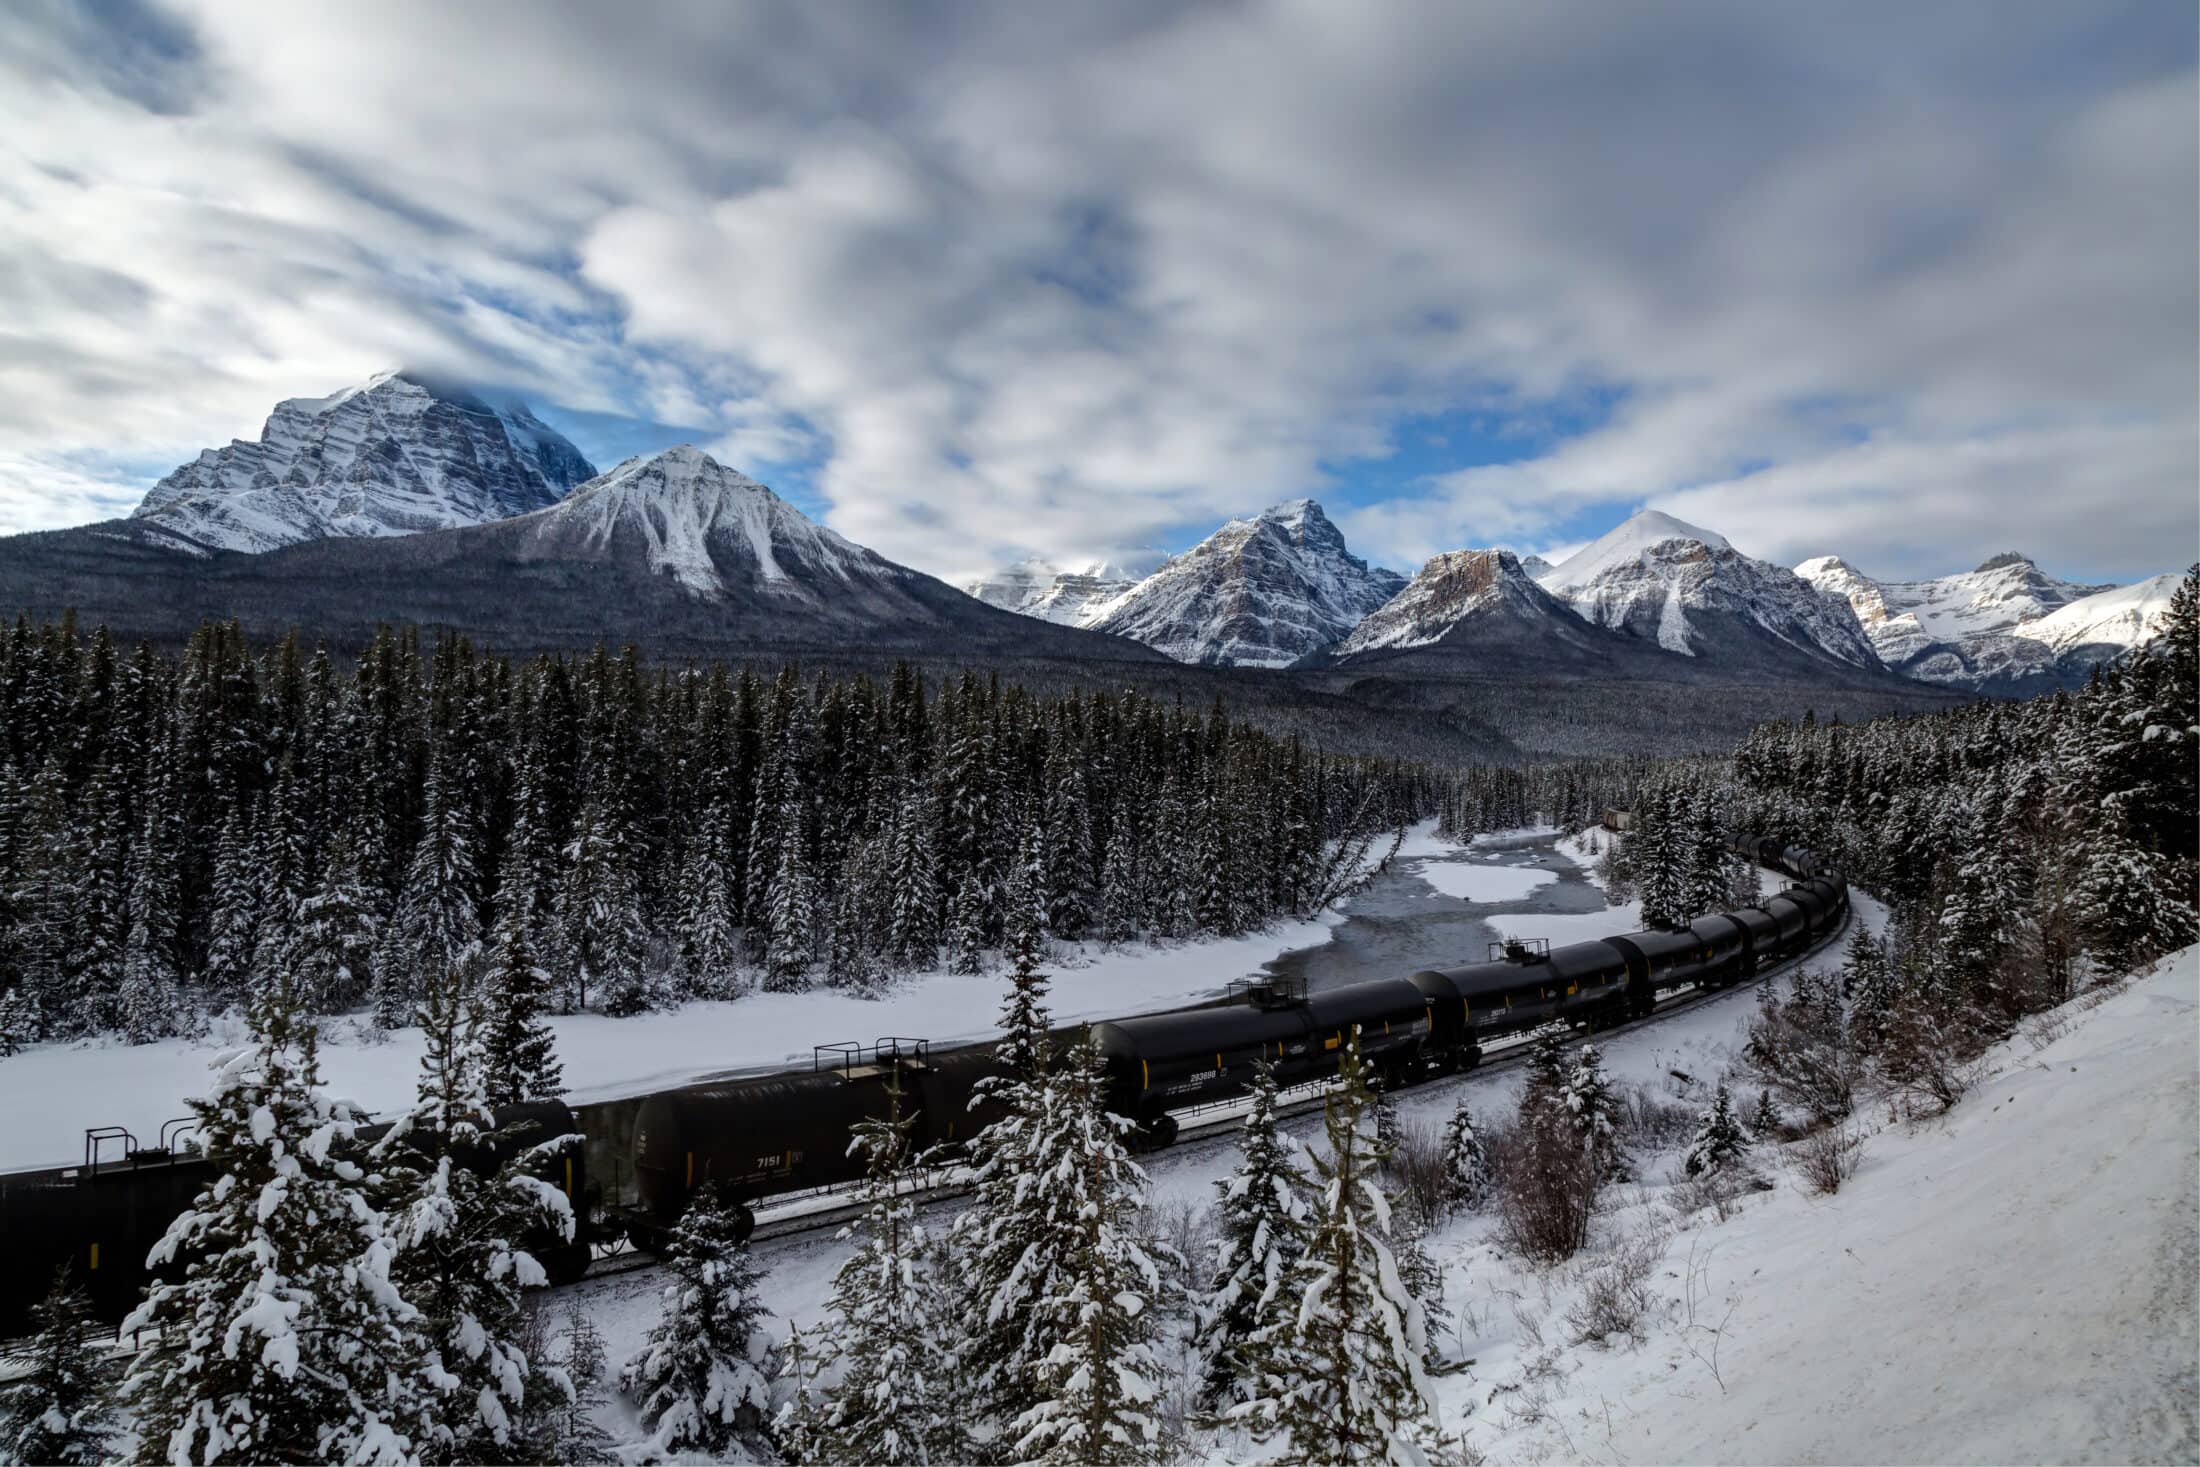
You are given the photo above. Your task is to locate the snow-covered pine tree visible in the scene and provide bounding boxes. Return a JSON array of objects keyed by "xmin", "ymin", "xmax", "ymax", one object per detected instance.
[
  {"xmin": 1750, "ymin": 1089, "xmax": 1780, "ymax": 1139},
  {"xmin": 201, "ymin": 800, "xmax": 263, "ymax": 1003},
  {"xmin": 291, "ymin": 827, "xmax": 380, "ymax": 1016},
  {"xmin": 480, "ymin": 902, "xmax": 564, "ymax": 1108},
  {"xmin": 761, "ymin": 829, "xmax": 818, "ymax": 992},
  {"xmin": 951, "ymin": 911, "xmax": 1059, "ymax": 1442},
  {"xmin": 395, "ymin": 760, "xmax": 481, "ymax": 1001},
  {"xmin": 1560, "ymin": 1043, "xmax": 1626, "ymax": 1178},
  {"xmin": 621, "ymin": 1186, "xmax": 775, "ymax": 1457},
  {"xmin": 1441, "ymin": 1098, "xmax": 1491, "ymax": 1212},
  {"xmin": 122, "ymin": 972, "xmax": 424, "ymax": 1465},
  {"xmin": 673, "ymin": 798, "xmax": 743, "ymax": 999},
  {"xmin": 0, "ymin": 1268, "xmax": 115, "ymax": 1465},
  {"xmin": 1684, "ymin": 1080, "xmax": 1750, "ymax": 1178},
  {"xmin": 882, "ymin": 786, "xmax": 941, "ymax": 969},
  {"xmin": 546, "ymin": 1305, "xmax": 616, "ymax": 1466},
  {"xmin": 379, "ymin": 960, "xmax": 575, "ymax": 1464},
  {"xmin": 809, "ymin": 1068, "xmax": 959, "ymax": 1464},
  {"xmin": 1008, "ymin": 1028, "xmax": 1169, "ymax": 1465},
  {"xmin": 1521, "ymin": 1032, "xmax": 1568, "ymax": 1117},
  {"xmin": 1231, "ymin": 1028, "xmax": 1441, "ymax": 1465},
  {"xmin": 555, "ymin": 795, "xmax": 646, "ymax": 1014},
  {"xmin": 0, "ymin": 984, "xmax": 42, "ymax": 1055},
  {"xmin": 1197, "ymin": 1058, "xmax": 1308, "ymax": 1407}
]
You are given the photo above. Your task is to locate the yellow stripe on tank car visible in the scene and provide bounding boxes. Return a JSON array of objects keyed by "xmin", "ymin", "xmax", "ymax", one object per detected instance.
[
  {"xmin": 1141, "ymin": 1059, "xmax": 1150, "ymax": 1089},
  {"xmin": 686, "ymin": 1152, "xmax": 694, "ymax": 1188},
  {"xmin": 88, "ymin": 1242, "xmax": 99, "ymax": 1271},
  {"xmin": 564, "ymin": 1157, "xmax": 574, "ymax": 1196}
]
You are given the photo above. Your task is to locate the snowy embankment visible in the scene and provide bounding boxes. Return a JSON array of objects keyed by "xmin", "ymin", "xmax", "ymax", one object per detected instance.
[
  {"xmin": 1436, "ymin": 943, "xmax": 2199, "ymax": 1466},
  {"xmin": 0, "ymin": 821, "xmax": 1475, "ymax": 1173}
]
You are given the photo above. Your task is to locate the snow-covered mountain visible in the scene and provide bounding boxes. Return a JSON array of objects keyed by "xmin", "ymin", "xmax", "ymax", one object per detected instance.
[
  {"xmin": 1794, "ymin": 552, "xmax": 2157, "ymax": 690},
  {"xmin": 132, "ymin": 370, "xmax": 596, "ymax": 553},
  {"xmin": 507, "ymin": 445, "xmax": 884, "ymax": 601},
  {"xmin": 1538, "ymin": 511, "xmax": 1879, "ymax": 669},
  {"xmin": 962, "ymin": 556, "xmax": 1148, "ymax": 627},
  {"xmin": 1331, "ymin": 549, "xmax": 1565, "ymax": 657},
  {"xmin": 1088, "ymin": 500, "xmax": 1406, "ymax": 667}
]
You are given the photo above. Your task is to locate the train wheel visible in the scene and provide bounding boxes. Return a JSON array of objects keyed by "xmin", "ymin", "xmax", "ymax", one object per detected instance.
[
  {"xmin": 731, "ymin": 1202, "xmax": 757, "ymax": 1247},
  {"xmin": 1133, "ymin": 1114, "xmax": 1180, "ymax": 1152}
]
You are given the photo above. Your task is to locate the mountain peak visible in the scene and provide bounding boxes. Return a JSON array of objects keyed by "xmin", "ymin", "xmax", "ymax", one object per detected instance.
[
  {"xmin": 132, "ymin": 370, "xmax": 595, "ymax": 553},
  {"xmin": 1088, "ymin": 498, "xmax": 1404, "ymax": 666},
  {"xmin": 1974, "ymin": 551, "xmax": 2035, "ymax": 574}
]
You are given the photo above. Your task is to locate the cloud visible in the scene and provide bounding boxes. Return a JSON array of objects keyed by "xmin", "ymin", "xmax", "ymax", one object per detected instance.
[{"xmin": 0, "ymin": 0, "xmax": 2191, "ymax": 582}]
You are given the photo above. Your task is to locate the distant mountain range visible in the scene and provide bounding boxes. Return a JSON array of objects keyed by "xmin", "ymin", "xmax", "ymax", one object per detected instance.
[{"xmin": 0, "ymin": 368, "xmax": 2175, "ymax": 761}]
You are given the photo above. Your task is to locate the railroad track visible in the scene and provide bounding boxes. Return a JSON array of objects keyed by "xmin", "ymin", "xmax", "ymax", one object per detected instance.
[{"xmin": 568, "ymin": 900, "xmax": 1854, "ymax": 1287}]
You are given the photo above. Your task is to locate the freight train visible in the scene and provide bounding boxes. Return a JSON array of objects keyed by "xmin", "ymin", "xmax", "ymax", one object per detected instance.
[{"xmin": 0, "ymin": 829, "xmax": 1844, "ymax": 1336}]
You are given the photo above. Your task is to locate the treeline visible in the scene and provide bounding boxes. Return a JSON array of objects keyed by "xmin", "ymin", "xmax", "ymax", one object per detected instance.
[
  {"xmin": 1720, "ymin": 568, "xmax": 2198, "ymax": 1123},
  {"xmin": 0, "ymin": 617, "xmax": 1436, "ymax": 1046}
]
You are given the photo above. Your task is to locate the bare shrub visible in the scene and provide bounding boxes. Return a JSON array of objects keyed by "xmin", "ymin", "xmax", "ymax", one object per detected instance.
[
  {"xmin": 1878, "ymin": 1005, "xmax": 1972, "ymax": 1118},
  {"xmin": 1491, "ymin": 1116, "xmax": 1602, "ymax": 1265},
  {"xmin": 1386, "ymin": 1118, "xmax": 1456, "ymax": 1233},
  {"xmin": 1563, "ymin": 1227, "xmax": 1666, "ymax": 1347},
  {"xmin": 1141, "ymin": 1195, "xmax": 1215, "ymax": 1323},
  {"xmin": 1739, "ymin": 971, "xmax": 1862, "ymax": 1125},
  {"xmin": 1793, "ymin": 1122, "xmax": 1864, "ymax": 1196},
  {"xmin": 1616, "ymin": 1084, "xmax": 1697, "ymax": 1151}
]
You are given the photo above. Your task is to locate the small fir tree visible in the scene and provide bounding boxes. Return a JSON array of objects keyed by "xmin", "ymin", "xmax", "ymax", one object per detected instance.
[
  {"xmin": 1196, "ymin": 1058, "xmax": 1309, "ymax": 1407},
  {"xmin": 1684, "ymin": 1081, "xmax": 1750, "ymax": 1178},
  {"xmin": 1231, "ymin": 1029, "xmax": 1441, "ymax": 1465},
  {"xmin": 121, "ymin": 973, "xmax": 424, "ymax": 1465},
  {"xmin": 809, "ymin": 1068, "xmax": 959, "ymax": 1464},
  {"xmin": 1, "ymin": 1269, "xmax": 115, "ymax": 1465},
  {"xmin": 1750, "ymin": 1089, "xmax": 1781, "ymax": 1139},
  {"xmin": 1008, "ymin": 1029, "xmax": 1169, "ymax": 1465},
  {"xmin": 379, "ymin": 961, "xmax": 575, "ymax": 1464},
  {"xmin": 479, "ymin": 903, "xmax": 565, "ymax": 1108},
  {"xmin": 621, "ymin": 1187, "xmax": 774, "ymax": 1457},
  {"xmin": 1441, "ymin": 1099, "xmax": 1491, "ymax": 1212}
]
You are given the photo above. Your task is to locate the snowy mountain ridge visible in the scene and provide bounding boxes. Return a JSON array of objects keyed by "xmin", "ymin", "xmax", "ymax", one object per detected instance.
[
  {"xmin": 1795, "ymin": 552, "xmax": 2163, "ymax": 690},
  {"xmin": 132, "ymin": 370, "xmax": 597, "ymax": 554},
  {"xmin": 962, "ymin": 555, "xmax": 1151, "ymax": 627},
  {"xmin": 1331, "ymin": 548, "xmax": 1552, "ymax": 655},
  {"xmin": 1085, "ymin": 499, "xmax": 1407, "ymax": 667},
  {"xmin": 1537, "ymin": 511, "xmax": 1879, "ymax": 667}
]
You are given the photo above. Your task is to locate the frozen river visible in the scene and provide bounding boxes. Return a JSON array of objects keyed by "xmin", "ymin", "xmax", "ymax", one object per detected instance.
[{"xmin": 1265, "ymin": 828, "xmax": 1615, "ymax": 993}]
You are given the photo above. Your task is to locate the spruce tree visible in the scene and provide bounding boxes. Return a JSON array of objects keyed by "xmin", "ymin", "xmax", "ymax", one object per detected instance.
[
  {"xmin": 1010, "ymin": 1029, "xmax": 1168, "ymax": 1465},
  {"xmin": 1232, "ymin": 1029, "xmax": 1441, "ymax": 1465},
  {"xmin": 810, "ymin": 1069, "xmax": 959, "ymax": 1464},
  {"xmin": 1684, "ymin": 1081, "xmax": 1750, "ymax": 1178},
  {"xmin": 1441, "ymin": 1099, "xmax": 1491, "ymax": 1212},
  {"xmin": 480, "ymin": 903, "xmax": 565, "ymax": 1108},
  {"xmin": 621, "ymin": 1187, "xmax": 775, "ymax": 1457},
  {"xmin": 952, "ymin": 918, "xmax": 1058, "ymax": 1441},
  {"xmin": 1, "ymin": 1268, "xmax": 115, "ymax": 1465},
  {"xmin": 1561, "ymin": 1043, "xmax": 1626, "ymax": 1178},
  {"xmin": 121, "ymin": 973, "xmax": 424, "ymax": 1465},
  {"xmin": 379, "ymin": 961, "xmax": 575, "ymax": 1464},
  {"xmin": 1198, "ymin": 1058, "xmax": 1308, "ymax": 1407}
]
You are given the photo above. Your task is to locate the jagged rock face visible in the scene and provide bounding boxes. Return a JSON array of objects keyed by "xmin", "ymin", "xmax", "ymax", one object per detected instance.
[
  {"xmin": 1540, "ymin": 511, "xmax": 1878, "ymax": 668},
  {"xmin": 1089, "ymin": 500, "xmax": 1406, "ymax": 667},
  {"xmin": 1333, "ymin": 549, "xmax": 1549, "ymax": 655},
  {"xmin": 1795, "ymin": 552, "xmax": 2137, "ymax": 688},
  {"xmin": 132, "ymin": 370, "xmax": 596, "ymax": 553},
  {"xmin": 963, "ymin": 556, "xmax": 1145, "ymax": 626}
]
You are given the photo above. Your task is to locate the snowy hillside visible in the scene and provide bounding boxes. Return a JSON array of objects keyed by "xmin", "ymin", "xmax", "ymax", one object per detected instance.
[
  {"xmin": 1089, "ymin": 499, "xmax": 1407, "ymax": 666},
  {"xmin": 962, "ymin": 555, "xmax": 1148, "ymax": 626},
  {"xmin": 1795, "ymin": 552, "xmax": 2159, "ymax": 690},
  {"xmin": 1539, "ymin": 510, "xmax": 1879, "ymax": 667},
  {"xmin": 132, "ymin": 369, "xmax": 596, "ymax": 553},
  {"xmin": 1424, "ymin": 942, "xmax": 2199, "ymax": 1465}
]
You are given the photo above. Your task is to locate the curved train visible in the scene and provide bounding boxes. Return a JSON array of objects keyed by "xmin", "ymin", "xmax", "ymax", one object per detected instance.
[{"xmin": 0, "ymin": 829, "xmax": 1844, "ymax": 1335}]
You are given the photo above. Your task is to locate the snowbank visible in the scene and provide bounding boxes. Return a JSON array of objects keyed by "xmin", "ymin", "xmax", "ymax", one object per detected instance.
[{"xmin": 1445, "ymin": 944, "xmax": 2200, "ymax": 1465}]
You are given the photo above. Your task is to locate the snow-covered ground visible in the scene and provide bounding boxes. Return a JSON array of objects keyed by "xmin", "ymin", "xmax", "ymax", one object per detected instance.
[{"xmin": 561, "ymin": 827, "xmax": 2192, "ymax": 1464}]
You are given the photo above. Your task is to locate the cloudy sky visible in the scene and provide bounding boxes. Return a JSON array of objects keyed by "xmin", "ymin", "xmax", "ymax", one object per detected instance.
[{"xmin": 2, "ymin": 0, "xmax": 2193, "ymax": 584}]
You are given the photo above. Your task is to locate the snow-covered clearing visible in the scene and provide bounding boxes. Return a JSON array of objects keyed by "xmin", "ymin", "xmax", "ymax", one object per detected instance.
[{"xmin": 1414, "ymin": 860, "xmax": 1555, "ymax": 904}]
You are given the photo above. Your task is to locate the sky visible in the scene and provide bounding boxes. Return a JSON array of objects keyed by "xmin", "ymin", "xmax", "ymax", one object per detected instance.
[{"xmin": 0, "ymin": 0, "xmax": 2193, "ymax": 586}]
